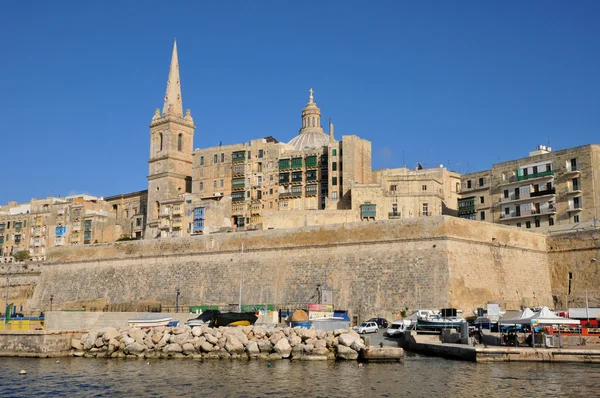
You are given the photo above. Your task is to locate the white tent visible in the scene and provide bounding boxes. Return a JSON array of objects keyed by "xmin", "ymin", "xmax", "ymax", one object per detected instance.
[
  {"xmin": 511, "ymin": 306, "xmax": 579, "ymax": 325},
  {"xmin": 498, "ymin": 307, "xmax": 535, "ymax": 324}
]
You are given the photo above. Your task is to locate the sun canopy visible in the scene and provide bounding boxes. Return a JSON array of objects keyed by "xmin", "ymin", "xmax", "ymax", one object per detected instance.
[
  {"xmin": 502, "ymin": 307, "xmax": 579, "ymax": 325},
  {"xmin": 499, "ymin": 308, "xmax": 535, "ymax": 324}
]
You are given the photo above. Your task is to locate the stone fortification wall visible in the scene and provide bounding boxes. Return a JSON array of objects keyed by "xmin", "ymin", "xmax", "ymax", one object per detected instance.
[
  {"xmin": 547, "ymin": 230, "xmax": 600, "ymax": 308},
  {"xmin": 32, "ymin": 216, "xmax": 551, "ymax": 319},
  {"xmin": 0, "ymin": 263, "xmax": 42, "ymax": 313}
]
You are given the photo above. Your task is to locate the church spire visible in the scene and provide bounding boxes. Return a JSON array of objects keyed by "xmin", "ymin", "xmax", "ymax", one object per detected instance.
[{"xmin": 162, "ymin": 40, "xmax": 183, "ymax": 117}]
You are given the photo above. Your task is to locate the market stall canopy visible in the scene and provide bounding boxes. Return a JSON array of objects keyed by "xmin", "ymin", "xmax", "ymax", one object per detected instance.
[
  {"xmin": 499, "ymin": 308, "xmax": 535, "ymax": 324},
  {"xmin": 508, "ymin": 306, "xmax": 579, "ymax": 325}
]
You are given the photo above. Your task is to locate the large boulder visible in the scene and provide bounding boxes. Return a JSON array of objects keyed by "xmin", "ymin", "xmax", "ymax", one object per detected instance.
[
  {"xmin": 336, "ymin": 345, "xmax": 359, "ymax": 360},
  {"xmin": 83, "ymin": 332, "xmax": 99, "ymax": 351},
  {"xmin": 351, "ymin": 339, "xmax": 366, "ymax": 352},
  {"xmin": 205, "ymin": 333, "xmax": 218, "ymax": 345},
  {"xmin": 301, "ymin": 329, "xmax": 317, "ymax": 341},
  {"xmin": 71, "ymin": 338, "xmax": 83, "ymax": 350},
  {"xmin": 151, "ymin": 331, "xmax": 164, "ymax": 344},
  {"xmin": 103, "ymin": 328, "xmax": 120, "ymax": 342},
  {"xmin": 313, "ymin": 339, "xmax": 327, "ymax": 349},
  {"xmin": 130, "ymin": 329, "xmax": 146, "ymax": 344},
  {"xmin": 246, "ymin": 341, "xmax": 260, "ymax": 357},
  {"xmin": 125, "ymin": 342, "xmax": 145, "ymax": 355},
  {"xmin": 338, "ymin": 333, "xmax": 359, "ymax": 347},
  {"xmin": 172, "ymin": 326, "xmax": 189, "ymax": 335},
  {"xmin": 170, "ymin": 331, "xmax": 192, "ymax": 346},
  {"xmin": 274, "ymin": 338, "xmax": 292, "ymax": 358},
  {"xmin": 107, "ymin": 338, "xmax": 119, "ymax": 354},
  {"xmin": 182, "ymin": 343, "xmax": 195, "ymax": 355},
  {"xmin": 94, "ymin": 338, "xmax": 105, "ymax": 348},
  {"xmin": 122, "ymin": 336, "xmax": 135, "ymax": 347},
  {"xmin": 289, "ymin": 335, "xmax": 302, "ymax": 346},
  {"xmin": 164, "ymin": 343, "xmax": 183, "ymax": 353},
  {"xmin": 225, "ymin": 336, "xmax": 245, "ymax": 354},
  {"xmin": 313, "ymin": 347, "xmax": 330, "ymax": 356},
  {"xmin": 191, "ymin": 327, "xmax": 203, "ymax": 337},
  {"xmin": 257, "ymin": 340, "xmax": 273, "ymax": 353},
  {"xmin": 200, "ymin": 342, "xmax": 215, "ymax": 353},
  {"xmin": 253, "ymin": 326, "xmax": 267, "ymax": 339},
  {"xmin": 156, "ymin": 333, "xmax": 169, "ymax": 349}
]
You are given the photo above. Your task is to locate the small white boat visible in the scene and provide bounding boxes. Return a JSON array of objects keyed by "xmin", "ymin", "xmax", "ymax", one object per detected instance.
[{"xmin": 128, "ymin": 314, "xmax": 173, "ymax": 328}]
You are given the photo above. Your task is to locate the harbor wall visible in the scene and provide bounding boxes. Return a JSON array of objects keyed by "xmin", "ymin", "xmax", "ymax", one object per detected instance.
[
  {"xmin": 0, "ymin": 263, "xmax": 42, "ymax": 314},
  {"xmin": 43, "ymin": 311, "xmax": 193, "ymax": 331},
  {"xmin": 547, "ymin": 230, "xmax": 600, "ymax": 308},
  {"xmin": 29, "ymin": 216, "xmax": 551, "ymax": 319},
  {"xmin": 0, "ymin": 330, "xmax": 84, "ymax": 357}
]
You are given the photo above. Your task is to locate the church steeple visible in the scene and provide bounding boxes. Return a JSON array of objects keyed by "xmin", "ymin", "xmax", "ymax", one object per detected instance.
[{"xmin": 162, "ymin": 40, "xmax": 183, "ymax": 117}]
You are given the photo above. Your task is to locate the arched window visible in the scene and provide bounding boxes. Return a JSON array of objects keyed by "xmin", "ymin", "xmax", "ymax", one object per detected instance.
[
  {"xmin": 456, "ymin": 182, "xmax": 460, "ymax": 192},
  {"xmin": 312, "ymin": 117, "xmax": 315, "ymax": 127},
  {"xmin": 178, "ymin": 133, "xmax": 183, "ymax": 151},
  {"xmin": 159, "ymin": 133, "xmax": 163, "ymax": 151}
]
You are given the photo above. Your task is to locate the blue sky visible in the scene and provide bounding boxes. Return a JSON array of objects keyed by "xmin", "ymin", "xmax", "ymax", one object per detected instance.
[{"xmin": 1, "ymin": 1, "xmax": 598, "ymax": 204}]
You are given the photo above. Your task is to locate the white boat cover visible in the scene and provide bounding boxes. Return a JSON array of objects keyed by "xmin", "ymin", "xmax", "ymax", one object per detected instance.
[{"xmin": 568, "ymin": 308, "xmax": 600, "ymax": 319}]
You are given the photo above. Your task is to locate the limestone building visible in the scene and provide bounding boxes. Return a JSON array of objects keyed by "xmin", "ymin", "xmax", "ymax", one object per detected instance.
[{"xmin": 458, "ymin": 144, "xmax": 600, "ymax": 232}]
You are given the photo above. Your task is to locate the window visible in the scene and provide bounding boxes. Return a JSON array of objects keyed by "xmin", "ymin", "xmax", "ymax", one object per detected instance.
[
  {"xmin": 332, "ymin": 149, "xmax": 337, "ymax": 156},
  {"xmin": 213, "ymin": 180, "xmax": 217, "ymax": 188},
  {"xmin": 479, "ymin": 177, "xmax": 484, "ymax": 187},
  {"xmin": 504, "ymin": 190, "xmax": 509, "ymax": 199},
  {"xmin": 523, "ymin": 168, "xmax": 528, "ymax": 177},
  {"xmin": 422, "ymin": 185, "xmax": 427, "ymax": 191},
  {"xmin": 178, "ymin": 133, "xmax": 183, "ymax": 151},
  {"xmin": 480, "ymin": 211, "xmax": 486, "ymax": 221},
  {"xmin": 200, "ymin": 156, "xmax": 204, "ymax": 166},
  {"xmin": 480, "ymin": 196, "xmax": 485, "ymax": 204},
  {"xmin": 270, "ymin": 175, "xmax": 273, "ymax": 182},
  {"xmin": 257, "ymin": 191, "xmax": 262, "ymax": 200},
  {"xmin": 159, "ymin": 133, "xmax": 163, "ymax": 151},
  {"xmin": 504, "ymin": 207, "xmax": 509, "ymax": 215},
  {"xmin": 570, "ymin": 158, "xmax": 577, "ymax": 171},
  {"xmin": 422, "ymin": 203, "xmax": 429, "ymax": 216},
  {"xmin": 535, "ymin": 218, "xmax": 540, "ymax": 228},
  {"xmin": 332, "ymin": 191, "xmax": 338, "ymax": 200},
  {"xmin": 125, "ymin": 210, "xmax": 129, "ymax": 219},
  {"xmin": 332, "ymin": 162, "xmax": 337, "ymax": 171},
  {"xmin": 533, "ymin": 166, "xmax": 538, "ymax": 174},
  {"xmin": 574, "ymin": 215, "xmax": 580, "ymax": 223},
  {"xmin": 467, "ymin": 180, "xmax": 472, "ymax": 189},
  {"xmin": 247, "ymin": 191, "xmax": 251, "ymax": 198},
  {"xmin": 515, "ymin": 205, "xmax": 521, "ymax": 217},
  {"xmin": 220, "ymin": 180, "xmax": 224, "ymax": 188},
  {"xmin": 390, "ymin": 185, "xmax": 397, "ymax": 192},
  {"xmin": 258, "ymin": 149, "xmax": 264, "ymax": 158},
  {"xmin": 136, "ymin": 218, "xmax": 142, "ymax": 227},
  {"xmin": 214, "ymin": 154, "xmax": 218, "ymax": 164},
  {"xmin": 332, "ymin": 177, "xmax": 338, "ymax": 186},
  {"xmin": 221, "ymin": 153, "xmax": 224, "ymax": 162},
  {"xmin": 248, "ymin": 151, "xmax": 251, "ymax": 159},
  {"xmin": 269, "ymin": 188, "xmax": 273, "ymax": 195},
  {"xmin": 546, "ymin": 163, "xmax": 552, "ymax": 172},
  {"xmin": 269, "ymin": 202, "xmax": 273, "ymax": 209},
  {"xmin": 549, "ymin": 218, "xmax": 554, "ymax": 226},
  {"xmin": 574, "ymin": 197, "xmax": 582, "ymax": 209},
  {"xmin": 516, "ymin": 222, "xmax": 522, "ymax": 228},
  {"xmin": 526, "ymin": 221, "xmax": 531, "ymax": 229},
  {"xmin": 199, "ymin": 182, "xmax": 204, "ymax": 190}
]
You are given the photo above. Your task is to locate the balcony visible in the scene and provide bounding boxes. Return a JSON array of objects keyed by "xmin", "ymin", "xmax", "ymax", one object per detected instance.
[
  {"xmin": 159, "ymin": 220, "xmax": 171, "ymax": 230},
  {"xmin": 305, "ymin": 156, "xmax": 318, "ymax": 169},
  {"xmin": 305, "ymin": 185, "xmax": 318, "ymax": 196},
  {"xmin": 232, "ymin": 182, "xmax": 245, "ymax": 191},
  {"xmin": 564, "ymin": 186, "xmax": 581, "ymax": 195},
  {"xmin": 279, "ymin": 159, "xmax": 290, "ymax": 171},
  {"xmin": 517, "ymin": 170, "xmax": 554, "ymax": 182},
  {"xmin": 172, "ymin": 221, "xmax": 182, "ymax": 229},
  {"xmin": 388, "ymin": 212, "xmax": 401, "ymax": 219},
  {"xmin": 457, "ymin": 205, "xmax": 475, "ymax": 215},
  {"xmin": 291, "ymin": 158, "xmax": 303, "ymax": 170},
  {"xmin": 279, "ymin": 191, "xmax": 302, "ymax": 199},
  {"xmin": 563, "ymin": 166, "xmax": 580, "ymax": 175},
  {"xmin": 567, "ymin": 204, "xmax": 583, "ymax": 212},
  {"xmin": 360, "ymin": 204, "xmax": 376, "ymax": 218},
  {"xmin": 530, "ymin": 187, "xmax": 556, "ymax": 198},
  {"xmin": 232, "ymin": 151, "xmax": 246, "ymax": 164},
  {"xmin": 499, "ymin": 206, "xmax": 556, "ymax": 220}
]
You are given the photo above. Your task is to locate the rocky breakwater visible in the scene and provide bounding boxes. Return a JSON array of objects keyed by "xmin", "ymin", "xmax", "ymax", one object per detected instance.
[{"xmin": 71, "ymin": 325, "xmax": 368, "ymax": 361}]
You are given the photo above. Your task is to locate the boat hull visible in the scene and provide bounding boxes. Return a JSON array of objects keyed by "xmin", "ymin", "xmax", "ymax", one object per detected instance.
[
  {"xmin": 128, "ymin": 317, "xmax": 172, "ymax": 328},
  {"xmin": 213, "ymin": 312, "xmax": 258, "ymax": 327}
]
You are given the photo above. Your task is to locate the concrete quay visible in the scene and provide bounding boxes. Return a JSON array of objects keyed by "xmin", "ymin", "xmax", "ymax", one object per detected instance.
[{"xmin": 402, "ymin": 332, "xmax": 600, "ymax": 363}]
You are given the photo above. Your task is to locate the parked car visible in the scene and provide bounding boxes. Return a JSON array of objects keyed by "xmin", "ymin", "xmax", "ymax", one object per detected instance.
[
  {"xmin": 357, "ymin": 321, "xmax": 379, "ymax": 334},
  {"xmin": 368, "ymin": 317, "xmax": 389, "ymax": 328}
]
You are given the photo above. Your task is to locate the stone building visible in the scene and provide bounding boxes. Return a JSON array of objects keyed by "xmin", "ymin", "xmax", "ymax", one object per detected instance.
[
  {"xmin": 0, "ymin": 195, "xmax": 120, "ymax": 263},
  {"xmin": 104, "ymin": 190, "xmax": 148, "ymax": 240},
  {"xmin": 458, "ymin": 144, "xmax": 600, "ymax": 232}
]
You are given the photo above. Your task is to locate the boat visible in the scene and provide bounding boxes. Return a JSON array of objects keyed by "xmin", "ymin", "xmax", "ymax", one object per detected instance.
[
  {"xmin": 416, "ymin": 308, "xmax": 465, "ymax": 332},
  {"xmin": 128, "ymin": 314, "xmax": 173, "ymax": 328},
  {"xmin": 185, "ymin": 310, "xmax": 219, "ymax": 327},
  {"xmin": 213, "ymin": 311, "xmax": 258, "ymax": 327}
]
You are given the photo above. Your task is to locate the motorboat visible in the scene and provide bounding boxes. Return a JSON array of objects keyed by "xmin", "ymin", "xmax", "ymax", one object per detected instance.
[
  {"xmin": 213, "ymin": 311, "xmax": 258, "ymax": 327},
  {"xmin": 185, "ymin": 310, "xmax": 219, "ymax": 327},
  {"xmin": 128, "ymin": 314, "xmax": 173, "ymax": 328},
  {"xmin": 416, "ymin": 308, "xmax": 465, "ymax": 332}
]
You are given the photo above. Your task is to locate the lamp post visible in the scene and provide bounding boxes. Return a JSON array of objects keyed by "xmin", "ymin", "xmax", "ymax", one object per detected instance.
[{"xmin": 50, "ymin": 295, "xmax": 54, "ymax": 312}]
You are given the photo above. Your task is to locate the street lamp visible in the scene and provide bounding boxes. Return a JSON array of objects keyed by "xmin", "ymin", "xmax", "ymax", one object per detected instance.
[{"xmin": 50, "ymin": 295, "xmax": 54, "ymax": 312}]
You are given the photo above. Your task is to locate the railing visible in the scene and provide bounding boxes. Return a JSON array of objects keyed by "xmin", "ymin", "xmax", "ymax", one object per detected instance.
[
  {"xmin": 530, "ymin": 187, "xmax": 556, "ymax": 197},
  {"xmin": 565, "ymin": 186, "xmax": 581, "ymax": 194},
  {"xmin": 458, "ymin": 205, "xmax": 475, "ymax": 213},
  {"xmin": 279, "ymin": 191, "xmax": 302, "ymax": 199},
  {"xmin": 388, "ymin": 212, "xmax": 400, "ymax": 218},
  {"xmin": 232, "ymin": 183, "xmax": 245, "ymax": 190},
  {"xmin": 568, "ymin": 204, "xmax": 583, "ymax": 211},
  {"xmin": 517, "ymin": 170, "xmax": 554, "ymax": 181},
  {"xmin": 564, "ymin": 166, "xmax": 579, "ymax": 173},
  {"xmin": 499, "ymin": 206, "xmax": 556, "ymax": 219}
]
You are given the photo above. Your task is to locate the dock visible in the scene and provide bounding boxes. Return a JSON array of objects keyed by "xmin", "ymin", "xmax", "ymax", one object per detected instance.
[{"xmin": 402, "ymin": 332, "xmax": 600, "ymax": 363}]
